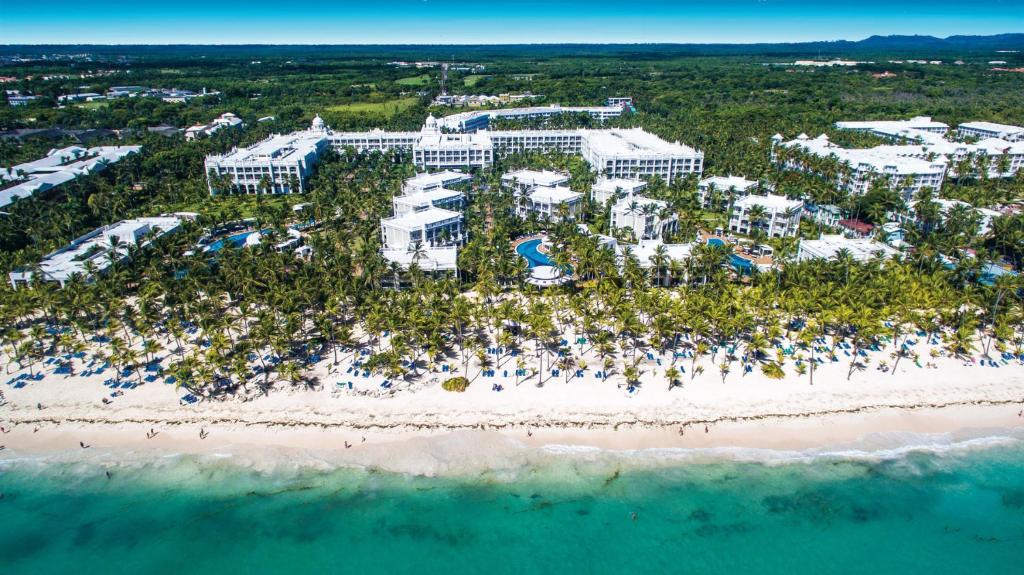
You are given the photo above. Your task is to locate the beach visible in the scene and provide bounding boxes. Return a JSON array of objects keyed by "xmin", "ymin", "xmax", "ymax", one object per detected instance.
[{"xmin": 2, "ymin": 331, "xmax": 1023, "ymax": 466}]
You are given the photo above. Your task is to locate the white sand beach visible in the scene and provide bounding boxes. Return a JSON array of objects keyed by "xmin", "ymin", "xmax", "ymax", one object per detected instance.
[{"xmin": 2, "ymin": 331, "xmax": 1023, "ymax": 466}]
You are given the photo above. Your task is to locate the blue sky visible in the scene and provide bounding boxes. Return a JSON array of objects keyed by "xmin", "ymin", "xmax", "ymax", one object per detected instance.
[{"xmin": 2, "ymin": 0, "xmax": 1020, "ymax": 44}]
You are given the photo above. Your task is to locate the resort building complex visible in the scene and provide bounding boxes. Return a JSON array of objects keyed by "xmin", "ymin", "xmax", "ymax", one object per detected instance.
[
  {"xmin": 437, "ymin": 102, "xmax": 629, "ymax": 132},
  {"xmin": 728, "ymin": 194, "xmax": 804, "ymax": 238},
  {"xmin": 774, "ymin": 133, "xmax": 947, "ymax": 199},
  {"xmin": 204, "ymin": 108, "xmax": 703, "ymax": 194},
  {"xmin": 9, "ymin": 217, "xmax": 183, "ymax": 289},
  {"xmin": 776, "ymin": 117, "xmax": 1024, "ymax": 196},
  {"xmin": 501, "ymin": 169, "xmax": 570, "ymax": 195},
  {"xmin": 797, "ymin": 234, "xmax": 901, "ymax": 262},
  {"xmin": 1, "ymin": 145, "xmax": 142, "ymax": 208},
  {"xmin": 393, "ymin": 187, "xmax": 466, "ymax": 216},
  {"xmin": 402, "ymin": 170, "xmax": 472, "ymax": 193}
]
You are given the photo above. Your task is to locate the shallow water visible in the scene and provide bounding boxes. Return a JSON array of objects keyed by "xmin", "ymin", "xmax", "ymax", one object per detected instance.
[{"xmin": 3, "ymin": 435, "xmax": 1024, "ymax": 574}]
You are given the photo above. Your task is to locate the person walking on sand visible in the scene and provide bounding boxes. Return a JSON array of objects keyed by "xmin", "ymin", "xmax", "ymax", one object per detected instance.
[{"xmin": 704, "ymin": 425, "xmax": 709, "ymax": 434}]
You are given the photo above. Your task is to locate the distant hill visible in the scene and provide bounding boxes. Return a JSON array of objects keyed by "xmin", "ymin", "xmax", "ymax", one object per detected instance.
[{"xmin": 2, "ymin": 34, "xmax": 1023, "ymax": 59}]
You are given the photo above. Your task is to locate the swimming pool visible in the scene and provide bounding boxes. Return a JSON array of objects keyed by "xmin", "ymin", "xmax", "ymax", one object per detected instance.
[
  {"xmin": 516, "ymin": 238, "xmax": 553, "ymax": 268},
  {"xmin": 706, "ymin": 238, "xmax": 755, "ymax": 273},
  {"xmin": 204, "ymin": 229, "xmax": 266, "ymax": 253}
]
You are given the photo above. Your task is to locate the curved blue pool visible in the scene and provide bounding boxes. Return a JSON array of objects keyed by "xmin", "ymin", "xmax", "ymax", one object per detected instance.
[
  {"xmin": 706, "ymin": 237, "xmax": 754, "ymax": 273},
  {"xmin": 206, "ymin": 230, "xmax": 266, "ymax": 253},
  {"xmin": 516, "ymin": 239, "xmax": 553, "ymax": 268}
]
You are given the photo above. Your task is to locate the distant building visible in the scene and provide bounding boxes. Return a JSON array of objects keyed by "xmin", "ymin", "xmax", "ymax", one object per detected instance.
[
  {"xmin": 501, "ymin": 169, "xmax": 570, "ymax": 195},
  {"xmin": 610, "ymin": 195, "xmax": 677, "ymax": 240},
  {"xmin": 729, "ymin": 194, "xmax": 803, "ymax": 238},
  {"xmin": 804, "ymin": 204, "xmax": 844, "ymax": 228},
  {"xmin": 9, "ymin": 217, "xmax": 182, "ymax": 289},
  {"xmin": 837, "ymin": 219, "xmax": 874, "ymax": 239},
  {"xmin": 1, "ymin": 145, "xmax": 142, "ymax": 208},
  {"xmin": 835, "ymin": 116, "xmax": 949, "ymax": 137},
  {"xmin": 185, "ymin": 113, "xmax": 243, "ymax": 141},
  {"xmin": 697, "ymin": 175, "xmax": 759, "ymax": 210},
  {"xmin": 797, "ymin": 234, "xmax": 900, "ymax": 262},
  {"xmin": 958, "ymin": 121, "xmax": 1024, "ymax": 142}
]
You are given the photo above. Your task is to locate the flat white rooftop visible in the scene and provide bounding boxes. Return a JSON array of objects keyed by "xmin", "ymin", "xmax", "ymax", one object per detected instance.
[
  {"xmin": 735, "ymin": 193, "xmax": 803, "ymax": 211},
  {"xmin": 403, "ymin": 170, "xmax": 471, "ymax": 191},
  {"xmin": 798, "ymin": 234, "xmax": 900, "ymax": 262},
  {"xmin": 618, "ymin": 239, "xmax": 694, "ymax": 268},
  {"xmin": 1, "ymin": 145, "xmax": 142, "ymax": 208},
  {"xmin": 381, "ymin": 206, "xmax": 462, "ymax": 230},
  {"xmin": 529, "ymin": 185, "xmax": 582, "ymax": 203},
  {"xmin": 208, "ymin": 132, "xmax": 326, "ymax": 164},
  {"xmin": 593, "ymin": 177, "xmax": 647, "ymax": 192},
  {"xmin": 699, "ymin": 175, "xmax": 758, "ymax": 190},
  {"xmin": 502, "ymin": 169, "xmax": 569, "ymax": 187},
  {"xmin": 10, "ymin": 216, "xmax": 181, "ymax": 286},
  {"xmin": 381, "ymin": 246, "xmax": 458, "ymax": 272},
  {"xmin": 395, "ymin": 187, "xmax": 464, "ymax": 206},
  {"xmin": 959, "ymin": 121, "xmax": 1024, "ymax": 134},
  {"xmin": 585, "ymin": 128, "xmax": 700, "ymax": 157}
]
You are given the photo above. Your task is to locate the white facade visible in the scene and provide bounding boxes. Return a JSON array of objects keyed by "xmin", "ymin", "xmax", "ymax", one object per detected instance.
[
  {"xmin": 896, "ymin": 199, "xmax": 1003, "ymax": 235},
  {"xmin": 696, "ymin": 175, "xmax": 758, "ymax": 210},
  {"xmin": 403, "ymin": 170, "xmax": 472, "ymax": 193},
  {"xmin": 610, "ymin": 195, "xmax": 678, "ymax": 240},
  {"xmin": 9, "ymin": 217, "xmax": 182, "ymax": 289},
  {"xmin": 203, "ymin": 132, "xmax": 328, "ymax": 194},
  {"xmin": 1, "ymin": 145, "xmax": 142, "ymax": 209},
  {"xmin": 185, "ymin": 113, "xmax": 243, "ymax": 141},
  {"xmin": 393, "ymin": 188, "xmax": 465, "ymax": 216},
  {"xmin": 439, "ymin": 103, "xmax": 627, "ymax": 132},
  {"xmin": 797, "ymin": 234, "xmax": 900, "ymax": 262},
  {"xmin": 804, "ymin": 204, "xmax": 844, "ymax": 228},
  {"xmin": 835, "ymin": 116, "xmax": 949, "ymax": 137},
  {"xmin": 958, "ymin": 122, "xmax": 1024, "ymax": 142},
  {"xmin": 519, "ymin": 186, "xmax": 583, "ymax": 221},
  {"xmin": 729, "ymin": 194, "xmax": 804, "ymax": 238},
  {"xmin": 381, "ymin": 246, "xmax": 458, "ymax": 275},
  {"xmin": 501, "ymin": 169, "xmax": 570, "ymax": 195},
  {"xmin": 580, "ymin": 128, "xmax": 703, "ymax": 181},
  {"xmin": 776, "ymin": 134, "xmax": 947, "ymax": 199},
  {"xmin": 591, "ymin": 177, "xmax": 646, "ymax": 204},
  {"xmin": 380, "ymin": 207, "xmax": 464, "ymax": 250}
]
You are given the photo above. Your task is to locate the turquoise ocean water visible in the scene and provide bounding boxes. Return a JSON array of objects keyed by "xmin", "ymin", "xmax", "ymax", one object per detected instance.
[{"xmin": 3, "ymin": 435, "xmax": 1024, "ymax": 574}]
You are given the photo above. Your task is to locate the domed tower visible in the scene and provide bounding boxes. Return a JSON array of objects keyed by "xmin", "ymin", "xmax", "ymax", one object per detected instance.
[
  {"xmin": 311, "ymin": 114, "xmax": 326, "ymax": 132},
  {"xmin": 421, "ymin": 114, "xmax": 440, "ymax": 134}
]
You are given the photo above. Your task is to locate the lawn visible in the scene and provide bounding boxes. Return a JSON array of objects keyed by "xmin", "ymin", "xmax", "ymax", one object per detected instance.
[
  {"xmin": 463, "ymin": 74, "xmax": 490, "ymax": 87},
  {"xmin": 395, "ymin": 74, "xmax": 431, "ymax": 87},
  {"xmin": 75, "ymin": 101, "xmax": 109, "ymax": 110},
  {"xmin": 326, "ymin": 97, "xmax": 420, "ymax": 115}
]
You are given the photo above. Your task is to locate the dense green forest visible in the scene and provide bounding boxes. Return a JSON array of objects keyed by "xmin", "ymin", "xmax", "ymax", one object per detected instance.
[{"xmin": 0, "ymin": 45, "xmax": 1021, "ymax": 394}]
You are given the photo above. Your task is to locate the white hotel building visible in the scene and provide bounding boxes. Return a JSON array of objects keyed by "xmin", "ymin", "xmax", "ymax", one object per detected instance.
[
  {"xmin": 380, "ymin": 207, "xmax": 464, "ymax": 250},
  {"xmin": 834, "ymin": 116, "xmax": 949, "ymax": 138},
  {"xmin": 696, "ymin": 175, "xmax": 759, "ymax": 210},
  {"xmin": 797, "ymin": 234, "xmax": 900, "ymax": 263},
  {"xmin": 393, "ymin": 187, "xmax": 465, "ymax": 216},
  {"xmin": 206, "ymin": 110, "xmax": 703, "ymax": 194},
  {"xmin": 204, "ymin": 131, "xmax": 328, "ymax": 194},
  {"xmin": 9, "ymin": 217, "xmax": 182, "ymax": 289},
  {"xmin": 610, "ymin": 195, "xmax": 677, "ymax": 240},
  {"xmin": 958, "ymin": 122, "xmax": 1024, "ymax": 143},
  {"xmin": 729, "ymin": 194, "xmax": 804, "ymax": 238},
  {"xmin": 591, "ymin": 177, "xmax": 646, "ymax": 205},
  {"xmin": 775, "ymin": 134, "xmax": 947, "ymax": 199},
  {"xmin": 519, "ymin": 186, "xmax": 583, "ymax": 221},
  {"xmin": 1, "ymin": 145, "xmax": 142, "ymax": 209},
  {"xmin": 501, "ymin": 169, "xmax": 570, "ymax": 195}
]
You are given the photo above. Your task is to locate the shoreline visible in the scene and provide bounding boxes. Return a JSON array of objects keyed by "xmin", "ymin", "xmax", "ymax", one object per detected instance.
[{"xmin": 3, "ymin": 403, "xmax": 1023, "ymax": 468}]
